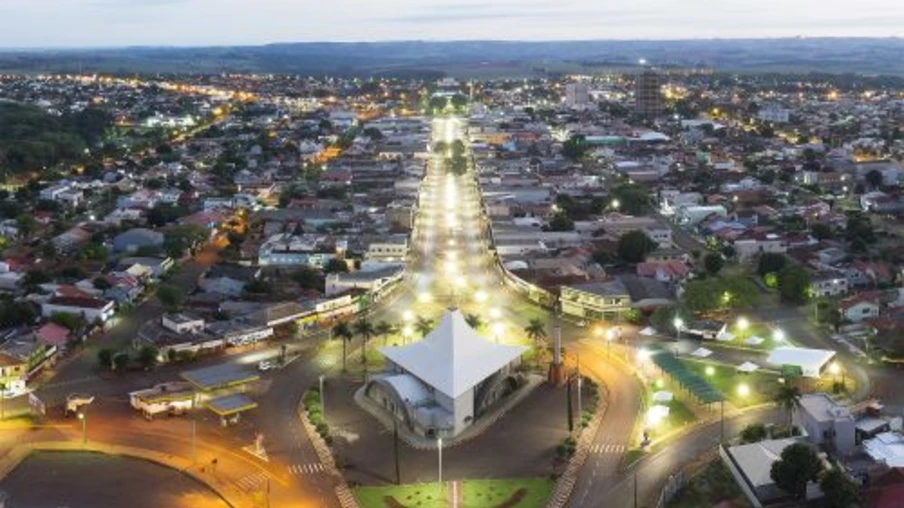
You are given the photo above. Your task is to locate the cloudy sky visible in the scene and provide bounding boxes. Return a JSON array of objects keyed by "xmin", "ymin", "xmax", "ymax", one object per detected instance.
[{"xmin": 2, "ymin": 0, "xmax": 903, "ymax": 47}]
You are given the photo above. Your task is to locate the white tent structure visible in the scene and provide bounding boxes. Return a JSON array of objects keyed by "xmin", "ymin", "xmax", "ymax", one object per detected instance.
[
  {"xmin": 368, "ymin": 309, "xmax": 527, "ymax": 438},
  {"xmin": 766, "ymin": 347, "xmax": 835, "ymax": 378}
]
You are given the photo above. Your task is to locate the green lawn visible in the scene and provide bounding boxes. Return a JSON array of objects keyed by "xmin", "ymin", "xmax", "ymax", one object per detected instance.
[
  {"xmin": 682, "ymin": 360, "xmax": 780, "ymax": 408},
  {"xmin": 666, "ymin": 458, "xmax": 752, "ymax": 508},
  {"xmin": 461, "ymin": 479, "xmax": 554, "ymax": 508},
  {"xmin": 354, "ymin": 479, "xmax": 553, "ymax": 508},
  {"xmin": 355, "ymin": 483, "xmax": 447, "ymax": 508}
]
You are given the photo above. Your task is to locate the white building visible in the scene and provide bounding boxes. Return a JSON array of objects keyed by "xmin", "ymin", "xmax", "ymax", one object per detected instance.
[
  {"xmin": 162, "ymin": 314, "xmax": 205, "ymax": 335},
  {"xmin": 42, "ymin": 296, "xmax": 115, "ymax": 324},
  {"xmin": 366, "ymin": 309, "xmax": 526, "ymax": 439},
  {"xmin": 766, "ymin": 347, "xmax": 836, "ymax": 378},
  {"xmin": 365, "ymin": 236, "xmax": 409, "ymax": 262}
]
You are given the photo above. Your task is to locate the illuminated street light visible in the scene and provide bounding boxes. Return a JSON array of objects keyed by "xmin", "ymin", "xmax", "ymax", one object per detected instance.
[
  {"xmin": 611, "ymin": 199, "xmax": 620, "ymax": 210},
  {"xmin": 491, "ymin": 322, "xmax": 504, "ymax": 343},
  {"xmin": 773, "ymin": 329, "xmax": 785, "ymax": 342},
  {"xmin": 418, "ymin": 292, "xmax": 432, "ymax": 303},
  {"xmin": 594, "ymin": 326, "xmax": 604, "ymax": 338},
  {"xmin": 673, "ymin": 317, "xmax": 684, "ymax": 340},
  {"xmin": 403, "ymin": 310, "xmax": 414, "ymax": 322},
  {"xmin": 736, "ymin": 317, "xmax": 749, "ymax": 331},
  {"xmin": 737, "ymin": 383, "xmax": 750, "ymax": 398},
  {"xmin": 474, "ymin": 290, "xmax": 488, "ymax": 303},
  {"xmin": 705, "ymin": 366, "xmax": 715, "ymax": 377}
]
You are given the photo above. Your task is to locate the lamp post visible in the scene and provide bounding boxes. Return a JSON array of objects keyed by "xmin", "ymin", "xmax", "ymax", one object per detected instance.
[
  {"xmin": 319, "ymin": 375, "xmax": 326, "ymax": 422},
  {"xmin": 78, "ymin": 412, "xmax": 87, "ymax": 445},
  {"xmin": 437, "ymin": 437, "xmax": 443, "ymax": 486},
  {"xmin": 673, "ymin": 317, "xmax": 684, "ymax": 341},
  {"xmin": 606, "ymin": 329, "xmax": 616, "ymax": 358}
]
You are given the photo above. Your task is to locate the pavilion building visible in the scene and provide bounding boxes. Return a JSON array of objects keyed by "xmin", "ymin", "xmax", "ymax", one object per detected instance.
[{"xmin": 365, "ymin": 309, "xmax": 527, "ymax": 439}]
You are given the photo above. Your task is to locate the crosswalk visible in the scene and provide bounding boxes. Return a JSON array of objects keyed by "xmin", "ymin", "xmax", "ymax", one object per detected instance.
[
  {"xmin": 288, "ymin": 463, "xmax": 325, "ymax": 475},
  {"xmin": 589, "ymin": 443, "xmax": 626, "ymax": 454},
  {"xmin": 236, "ymin": 472, "xmax": 269, "ymax": 491}
]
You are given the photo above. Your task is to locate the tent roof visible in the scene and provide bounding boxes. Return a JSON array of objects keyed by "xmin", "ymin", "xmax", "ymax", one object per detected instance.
[
  {"xmin": 767, "ymin": 347, "xmax": 835, "ymax": 371},
  {"xmin": 379, "ymin": 309, "xmax": 527, "ymax": 399}
]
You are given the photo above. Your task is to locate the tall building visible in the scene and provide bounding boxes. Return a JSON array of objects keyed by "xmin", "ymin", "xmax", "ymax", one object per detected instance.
[
  {"xmin": 564, "ymin": 82, "xmax": 590, "ymax": 108},
  {"xmin": 635, "ymin": 69, "xmax": 664, "ymax": 117}
]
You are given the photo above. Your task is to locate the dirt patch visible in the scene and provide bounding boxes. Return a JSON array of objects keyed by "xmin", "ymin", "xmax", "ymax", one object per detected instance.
[{"xmin": 493, "ymin": 487, "xmax": 527, "ymax": 508}]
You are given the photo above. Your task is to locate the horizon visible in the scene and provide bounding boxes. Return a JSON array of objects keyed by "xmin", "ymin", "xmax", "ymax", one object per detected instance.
[
  {"xmin": 2, "ymin": 0, "xmax": 903, "ymax": 48},
  {"xmin": 3, "ymin": 35, "xmax": 904, "ymax": 52}
]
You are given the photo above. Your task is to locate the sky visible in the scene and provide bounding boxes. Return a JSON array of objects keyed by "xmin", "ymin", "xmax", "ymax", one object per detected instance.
[{"xmin": 1, "ymin": 0, "xmax": 904, "ymax": 48}]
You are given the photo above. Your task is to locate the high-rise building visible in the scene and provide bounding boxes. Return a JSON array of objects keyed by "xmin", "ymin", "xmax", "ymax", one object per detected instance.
[
  {"xmin": 635, "ymin": 70, "xmax": 664, "ymax": 117},
  {"xmin": 564, "ymin": 82, "xmax": 590, "ymax": 108}
]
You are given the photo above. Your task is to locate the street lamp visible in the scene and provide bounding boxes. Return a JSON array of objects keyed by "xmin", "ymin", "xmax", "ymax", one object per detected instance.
[
  {"xmin": 402, "ymin": 326, "xmax": 413, "ymax": 344},
  {"xmin": 437, "ymin": 437, "xmax": 443, "ymax": 485},
  {"xmin": 403, "ymin": 310, "xmax": 414, "ymax": 322},
  {"xmin": 737, "ymin": 383, "xmax": 750, "ymax": 398},
  {"xmin": 319, "ymin": 375, "xmax": 326, "ymax": 422},
  {"xmin": 78, "ymin": 412, "xmax": 87, "ymax": 445},
  {"xmin": 611, "ymin": 199, "xmax": 621, "ymax": 211},
  {"xmin": 606, "ymin": 329, "xmax": 616, "ymax": 358},
  {"xmin": 492, "ymin": 322, "xmax": 504, "ymax": 343},
  {"xmin": 736, "ymin": 317, "xmax": 749, "ymax": 332},
  {"xmin": 673, "ymin": 317, "xmax": 684, "ymax": 340},
  {"xmin": 773, "ymin": 328, "xmax": 785, "ymax": 343}
]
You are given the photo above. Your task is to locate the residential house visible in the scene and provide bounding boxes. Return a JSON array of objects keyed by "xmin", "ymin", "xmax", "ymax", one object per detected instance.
[
  {"xmin": 796, "ymin": 393, "xmax": 856, "ymax": 456},
  {"xmin": 810, "ymin": 271, "xmax": 849, "ymax": 298},
  {"xmin": 838, "ymin": 293, "xmax": 881, "ymax": 323},
  {"xmin": 42, "ymin": 296, "xmax": 115, "ymax": 324}
]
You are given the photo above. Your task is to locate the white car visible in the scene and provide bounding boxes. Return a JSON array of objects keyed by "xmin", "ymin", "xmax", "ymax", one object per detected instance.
[{"xmin": 257, "ymin": 360, "xmax": 273, "ymax": 372}]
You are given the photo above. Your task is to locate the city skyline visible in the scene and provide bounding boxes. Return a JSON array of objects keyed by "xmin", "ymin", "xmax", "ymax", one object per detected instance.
[{"xmin": 2, "ymin": 0, "xmax": 904, "ymax": 48}]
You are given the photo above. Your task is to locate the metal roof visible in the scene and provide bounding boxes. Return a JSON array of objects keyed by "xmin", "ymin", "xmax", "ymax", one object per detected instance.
[
  {"xmin": 205, "ymin": 393, "xmax": 257, "ymax": 416},
  {"xmin": 180, "ymin": 363, "xmax": 259, "ymax": 391}
]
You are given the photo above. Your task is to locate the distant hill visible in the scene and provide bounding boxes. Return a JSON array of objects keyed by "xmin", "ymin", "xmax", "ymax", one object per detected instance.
[{"xmin": 2, "ymin": 38, "xmax": 904, "ymax": 77}]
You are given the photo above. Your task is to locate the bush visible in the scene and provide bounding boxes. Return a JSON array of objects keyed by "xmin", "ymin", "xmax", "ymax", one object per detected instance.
[{"xmin": 740, "ymin": 423, "xmax": 768, "ymax": 443}]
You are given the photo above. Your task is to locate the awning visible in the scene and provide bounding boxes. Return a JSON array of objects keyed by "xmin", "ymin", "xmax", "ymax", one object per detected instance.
[{"xmin": 205, "ymin": 393, "xmax": 257, "ymax": 416}]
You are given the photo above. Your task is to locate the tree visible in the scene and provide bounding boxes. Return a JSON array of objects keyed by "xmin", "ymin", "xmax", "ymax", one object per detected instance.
[
  {"xmin": 610, "ymin": 183, "xmax": 651, "ymax": 216},
  {"xmin": 561, "ymin": 135, "xmax": 588, "ymax": 161},
  {"xmin": 546, "ymin": 214, "xmax": 574, "ymax": 232},
  {"xmin": 112, "ymin": 351, "xmax": 129, "ymax": 371},
  {"xmin": 292, "ymin": 267, "xmax": 322, "ymax": 291},
  {"xmin": 865, "ymin": 169, "xmax": 883, "ymax": 189},
  {"xmin": 819, "ymin": 469, "xmax": 862, "ymax": 508},
  {"xmin": 164, "ymin": 224, "xmax": 208, "ymax": 258},
  {"xmin": 353, "ymin": 318, "xmax": 375, "ymax": 368},
  {"xmin": 97, "ymin": 348, "xmax": 114, "ymax": 369},
  {"xmin": 323, "ymin": 258, "xmax": 349, "ymax": 274},
  {"xmin": 617, "ymin": 230, "xmax": 657, "ymax": 263},
  {"xmin": 778, "ymin": 265, "xmax": 811, "ymax": 304},
  {"xmin": 703, "ymin": 253, "xmax": 724, "ymax": 276},
  {"xmin": 414, "ymin": 317, "xmax": 434, "ymax": 338},
  {"xmin": 810, "ymin": 223, "xmax": 833, "ymax": 241},
  {"xmin": 681, "ymin": 277, "xmax": 759, "ymax": 314},
  {"xmin": 156, "ymin": 284, "xmax": 183, "ymax": 311},
  {"xmin": 740, "ymin": 423, "xmax": 768, "ymax": 443},
  {"xmin": 524, "ymin": 318, "xmax": 548, "ymax": 368},
  {"xmin": 375, "ymin": 320, "xmax": 395, "ymax": 347},
  {"xmin": 770, "ymin": 443, "xmax": 822, "ymax": 499},
  {"xmin": 464, "ymin": 313, "xmax": 484, "ymax": 330},
  {"xmin": 50, "ymin": 312, "xmax": 84, "ymax": 332},
  {"xmin": 757, "ymin": 253, "xmax": 787, "ymax": 277},
  {"xmin": 138, "ymin": 346, "xmax": 159, "ymax": 370},
  {"xmin": 774, "ymin": 384, "xmax": 802, "ymax": 428},
  {"xmin": 332, "ymin": 322, "xmax": 353, "ymax": 372}
]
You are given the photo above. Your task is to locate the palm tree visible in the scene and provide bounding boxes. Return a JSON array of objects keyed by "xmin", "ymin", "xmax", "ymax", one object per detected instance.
[
  {"xmin": 774, "ymin": 384, "xmax": 802, "ymax": 428},
  {"xmin": 524, "ymin": 318, "xmax": 548, "ymax": 368},
  {"xmin": 332, "ymin": 322, "xmax": 353, "ymax": 372},
  {"xmin": 354, "ymin": 318, "xmax": 376, "ymax": 368},
  {"xmin": 375, "ymin": 320, "xmax": 395, "ymax": 347},
  {"xmin": 415, "ymin": 317, "xmax": 434, "ymax": 338},
  {"xmin": 464, "ymin": 313, "xmax": 483, "ymax": 330}
]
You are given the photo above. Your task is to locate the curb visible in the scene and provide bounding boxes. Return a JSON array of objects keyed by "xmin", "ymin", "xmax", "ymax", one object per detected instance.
[{"xmin": 297, "ymin": 404, "xmax": 359, "ymax": 508}]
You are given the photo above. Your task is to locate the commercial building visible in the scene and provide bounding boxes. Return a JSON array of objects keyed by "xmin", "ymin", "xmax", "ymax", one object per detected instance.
[{"xmin": 635, "ymin": 69, "xmax": 664, "ymax": 117}]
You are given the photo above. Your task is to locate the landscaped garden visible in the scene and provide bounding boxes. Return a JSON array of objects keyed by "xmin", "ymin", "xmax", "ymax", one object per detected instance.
[{"xmin": 682, "ymin": 359, "xmax": 781, "ymax": 408}]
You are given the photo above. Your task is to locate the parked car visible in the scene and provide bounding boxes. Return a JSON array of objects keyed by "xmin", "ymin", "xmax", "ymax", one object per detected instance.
[{"xmin": 257, "ymin": 360, "xmax": 273, "ymax": 372}]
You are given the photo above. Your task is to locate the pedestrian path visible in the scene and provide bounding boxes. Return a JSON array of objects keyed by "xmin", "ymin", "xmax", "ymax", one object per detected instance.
[
  {"xmin": 288, "ymin": 463, "xmax": 324, "ymax": 475},
  {"xmin": 236, "ymin": 471, "xmax": 269, "ymax": 491},
  {"xmin": 589, "ymin": 443, "xmax": 626, "ymax": 454}
]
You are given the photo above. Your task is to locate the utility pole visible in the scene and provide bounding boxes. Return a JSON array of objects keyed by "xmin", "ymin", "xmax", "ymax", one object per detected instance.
[
  {"xmin": 633, "ymin": 470, "xmax": 638, "ymax": 508},
  {"xmin": 394, "ymin": 419, "xmax": 401, "ymax": 485},
  {"xmin": 192, "ymin": 420, "xmax": 197, "ymax": 464},
  {"xmin": 720, "ymin": 399, "xmax": 725, "ymax": 443},
  {"xmin": 576, "ymin": 354, "xmax": 582, "ymax": 419},
  {"xmin": 566, "ymin": 375, "xmax": 574, "ymax": 432}
]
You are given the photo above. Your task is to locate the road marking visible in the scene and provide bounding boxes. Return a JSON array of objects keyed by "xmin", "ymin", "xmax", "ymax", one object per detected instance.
[
  {"xmin": 236, "ymin": 472, "xmax": 269, "ymax": 491},
  {"xmin": 590, "ymin": 443, "xmax": 626, "ymax": 454},
  {"xmin": 289, "ymin": 463, "xmax": 324, "ymax": 475}
]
